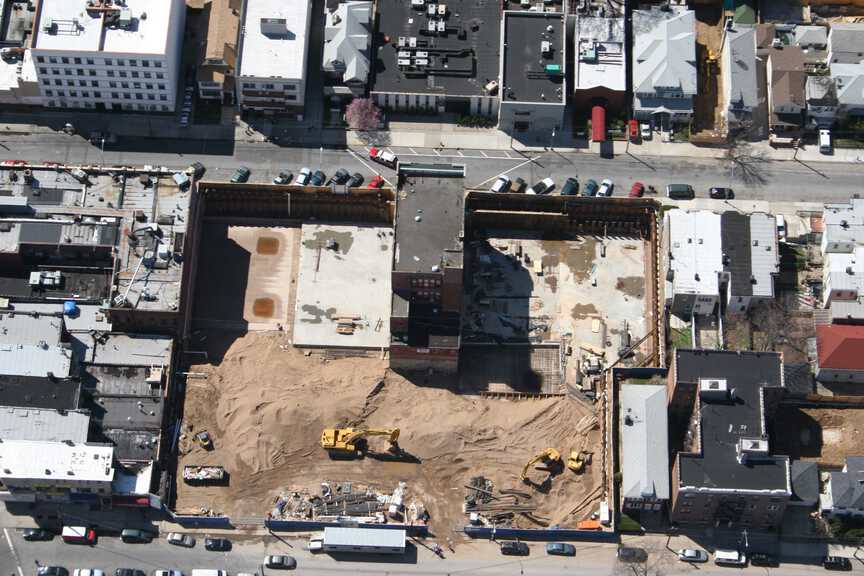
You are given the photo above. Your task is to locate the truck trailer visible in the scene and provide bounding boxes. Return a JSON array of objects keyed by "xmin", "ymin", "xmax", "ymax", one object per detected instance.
[{"xmin": 322, "ymin": 527, "xmax": 406, "ymax": 555}]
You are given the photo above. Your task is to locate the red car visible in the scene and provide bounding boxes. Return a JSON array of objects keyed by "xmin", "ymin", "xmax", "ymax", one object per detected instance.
[
  {"xmin": 369, "ymin": 175, "xmax": 385, "ymax": 189},
  {"xmin": 629, "ymin": 182, "xmax": 645, "ymax": 198},
  {"xmin": 1, "ymin": 160, "xmax": 26, "ymax": 167}
]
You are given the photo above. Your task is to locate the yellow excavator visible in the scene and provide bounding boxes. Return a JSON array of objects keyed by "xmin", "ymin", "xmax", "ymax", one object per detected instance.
[
  {"xmin": 321, "ymin": 427, "xmax": 401, "ymax": 458},
  {"xmin": 520, "ymin": 448, "xmax": 563, "ymax": 483}
]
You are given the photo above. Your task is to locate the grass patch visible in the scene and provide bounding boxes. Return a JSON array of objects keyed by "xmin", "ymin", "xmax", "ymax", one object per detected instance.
[
  {"xmin": 835, "ymin": 139, "xmax": 864, "ymax": 149},
  {"xmin": 670, "ymin": 327, "xmax": 693, "ymax": 350},
  {"xmin": 618, "ymin": 514, "xmax": 644, "ymax": 534}
]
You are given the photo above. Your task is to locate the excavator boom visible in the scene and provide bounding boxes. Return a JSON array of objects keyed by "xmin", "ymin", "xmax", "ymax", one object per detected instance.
[
  {"xmin": 321, "ymin": 427, "xmax": 400, "ymax": 455},
  {"xmin": 520, "ymin": 448, "xmax": 562, "ymax": 481}
]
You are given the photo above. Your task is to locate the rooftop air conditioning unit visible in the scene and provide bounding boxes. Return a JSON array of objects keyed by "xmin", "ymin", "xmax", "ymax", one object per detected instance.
[{"xmin": 541, "ymin": 41, "xmax": 551, "ymax": 54}]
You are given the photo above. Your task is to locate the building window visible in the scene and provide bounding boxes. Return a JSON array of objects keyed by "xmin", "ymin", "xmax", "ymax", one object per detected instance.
[
  {"xmin": 111, "ymin": 92, "xmax": 119, "ymax": 98},
  {"xmin": 64, "ymin": 70, "xmax": 72, "ymax": 76},
  {"xmin": 36, "ymin": 56, "xmax": 45, "ymax": 63},
  {"xmin": 69, "ymin": 90, "xmax": 77, "ymax": 97},
  {"xmin": 51, "ymin": 68, "xmax": 59, "ymax": 75},
  {"xmin": 133, "ymin": 82, "xmax": 141, "ymax": 89},
  {"xmin": 84, "ymin": 102, "xmax": 93, "ymax": 108},
  {"xmin": 119, "ymin": 71, "xmax": 127, "ymax": 78},
  {"xmin": 94, "ymin": 91, "xmax": 101, "ymax": 97},
  {"xmin": 286, "ymin": 94, "xmax": 296, "ymax": 101},
  {"xmin": 129, "ymin": 59, "xmax": 137, "ymax": 67},
  {"xmin": 86, "ymin": 58, "xmax": 95, "ymax": 65},
  {"xmin": 121, "ymin": 82, "xmax": 129, "ymax": 89},
  {"xmin": 109, "ymin": 81, "xmax": 117, "ymax": 88},
  {"xmin": 57, "ymin": 90, "xmax": 64, "ymax": 96},
  {"xmin": 123, "ymin": 93, "xmax": 131, "ymax": 100},
  {"xmin": 135, "ymin": 93, "xmax": 143, "ymax": 100},
  {"xmin": 143, "ymin": 72, "xmax": 151, "ymax": 79},
  {"xmin": 39, "ymin": 67, "xmax": 47, "ymax": 74},
  {"xmin": 88, "ymin": 70, "xmax": 96, "ymax": 76},
  {"xmin": 142, "ymin": 60, "xmax": 149, "ymax": 68},
  {"xmin": 66, "ymin": 80, "xmax": 74, "ymax": 86},
  {"xmin": 145, "ymin": 83, "xmax": 152, "ymax": 90},
  {"xmin": 161, "ymin": 104, "xmax": 169, "ymax": 111},
  {"xmin": 156, "ymin": 73, "xmax": 164, "ymax": 79},
  {"xmin": 82, "ymin": 91, "xmax": 89, "ymax": 97},
  {"xmin": 154, "ymin": 61, "xmax": 162, "ymax": 68},
  {"xmin": 45, "ymin": 89, "xmax": 52, "ymax": 96},
  {"xmin": 91, "ymin": 80, "xmax": 98, "ymax": 87},
  {"xmin": 264, "ymin": 83, "xmax": 275, "ymax": 89},
  {"xmin": 61, "ymin": 57, "xmax": 69, "ymax": 64},
  {"xmin": 48, "ymin": 56, "xmax": 57, "ymax": 63},
  {"xmin": 107, "ymin": 70, "xmax": 115, "ymax": 77},
  {"xmin": 159, "ymin": 94, "xmax": 167, "ymax": 101},
  {"xmin": 285, "ymin": 84, "xmax": 296, "ymax": 91},
  {"xmin": 147, "ymin": 94, "xmax": 155, "ymax": 100},
  {"xmin": 73, "ymin": 57, "xmax": 81, "ymax": 64},
  {"xmin": 116, "ymin": 59, "xmax": 125, "ymax": 66},
  {"xmin": 53, "ymin": 79, "xmax": 61, "ymax": 86},
  {"xmin": 41, "ymin": 79, "xmax": 50, "ymax": 86},
  {"xmin": 242, "ymin": 82, "xmax": 254, "ymax": 88},
  {"xmin": 104, "ymin": 58, "xmax": 113, "ymax": 66},
  {"xmin": 131, "ymin": 71, "xmax": 139, "ymax": 78},
  {"xmin": 76, "ymin": 68, "xmax": 84, "ymax": 75},
  {"xmin": 158, "ymin": 83, "xmax": 165, "ymax": 90}
]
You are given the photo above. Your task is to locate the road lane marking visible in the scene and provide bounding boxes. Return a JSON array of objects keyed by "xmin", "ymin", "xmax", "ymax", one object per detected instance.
[
  {"xmin": 481, "ymin": 151, "xmax": 488, "ymax": 158},
  {"xmin": 468, "ymin": 152, "xmax": 548, "ymax": 189},
  {"xmin": 4, "ymin": 528, "xmax": 24, "ymax": 576},
  {"xmin": 346, "ymin": 149, "xmax": 395, "ymax": 188}
]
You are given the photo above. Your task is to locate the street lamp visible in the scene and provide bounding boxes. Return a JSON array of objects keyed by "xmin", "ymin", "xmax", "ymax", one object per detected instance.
[
  {"xmin": 319, "ymin": 146, "xmax": 323, "ymax": 170},
  {"xmin": 100, "ymin": 137, "xmax": 105, "ymax": 166}
]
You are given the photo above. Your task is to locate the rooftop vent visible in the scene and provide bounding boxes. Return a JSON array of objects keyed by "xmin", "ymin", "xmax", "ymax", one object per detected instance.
[
  {"xmin": 699, "ymin": 378, "xmax": 731, "ymax": 402},
  {"xmin": 260, "ymin": 18, "xmax": 288, "ymax": 37},
  {"xmin": 737, "ymin": 437, "xmax": 770, "ymax": 464}
]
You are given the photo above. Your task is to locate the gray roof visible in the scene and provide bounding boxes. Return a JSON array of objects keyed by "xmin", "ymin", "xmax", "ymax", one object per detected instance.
[
  {"xmin": 806, "ymin": 75, "xmax": 838, "ymax": 105},
  {"xmin": 89, "ymin": 333, "xmax": 173, "ymax": 366},
  {"xmin": 0, "ymin": 343, "xmax": 72, "ymax": 378},
  {"xmin": 632, "ymin": 8, "xmax": 696, "ymax": 96},
  {"xmin": 791, "ymin": 460, "xmax": 819, "ymax": 505},
  {"xmin": 621, "ymin": 384, "xmax": 670, "ymax": 500},
  {"xmin": 18, "ymin": 221, "xmax": 118, "ymax": 248},
  {"xmin": 829, "ymin": 456, "xmax": 864, "ymax": 510},
  {"xmin": 829, "ymin": 23, "xmax": 864, "ymax": 64},
  {"xmin": 831, "ymin": 62, "xmax": 864, "ymax": 107},
  {"xmin": 748, "ymin": 212, "xmax": 779, "ymax": 299},
  {"xmin": 0, "ymin": 312, "xmax": 64, "ymax": 347},
  {"xmin": 502, "ymin": 12, "xmax": 566, "ymax": 104},
  {"xmin": 794, "ymin": 25, "xmax": 827, "ymax": 49},
  {"xmin": 724, "ymin": 25, "xmax": 759, "ymax": 111},
  {"xmin": 0, "ymin": 406, "xmax": 89, "ymax": 443},
  {"xmin": 676, "ymin": 349, "xmax": 791, "ymax": 494},
  {"xmin": 322, "ymin": 1, "xmax": 371, "ymax": 86}
]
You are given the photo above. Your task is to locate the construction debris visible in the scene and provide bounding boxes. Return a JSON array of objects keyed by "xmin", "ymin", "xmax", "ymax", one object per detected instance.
[{"xmin": 182, "ymin": 465, "xmax": 226, "ymax": 484}]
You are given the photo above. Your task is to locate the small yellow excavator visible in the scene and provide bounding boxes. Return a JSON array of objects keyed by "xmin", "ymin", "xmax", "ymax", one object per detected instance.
[
  {"xmin": 321, "ymin": 427, "xmax": 401, "ymax": 458},
  {"xmin": 520, "ymin": 448, "xmax": 563, "ymax": 484}
]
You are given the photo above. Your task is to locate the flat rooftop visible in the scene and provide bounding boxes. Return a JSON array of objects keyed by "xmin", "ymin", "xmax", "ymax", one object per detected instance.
[
  {"xmin": 239, "ymin": 0, "xmax": 310, "ymax": 79},
  {"xmin": 575, "ymin": 16, "xmax": 626, "ymax": 92},
  {"xmin": 394, "ymin": 175, "xmax": 464, "ymax": 273},
  {"xmin": 676, "ymin": 349, "xmax": 790, "ymax": 493},
  {"xmin": 0, "ymin": 375, "xmax": 81, "ymax": 410},
  {"xmin": 88, "ymin": 333, "xmax": 172, "ymax": 366},
  {"xmin": 0, "ymin": 439, "xmax": 113, "ymax": 483},
  {"xmin": 0, "ymin": 343, "xmax": 72, "ymax": 378},
  {"xmin": 0, "ymin": 312, "xmax": 63, "ymax": 347},
  {"xmin": 83, "ymin": 364, "xmax": 161, "ymax": 396},
  {"xmin": 371, "ymin": 0, "xmax": 501, "ymax": 97},
  {"xmin": 502, "ymin": 11, "xmax": 565, "ymax": 104},
  {"xmin": 293, "ymin": 224, "xmax": 393, "ymax": 348},
  {"xmin": 621, "ymin": 384, "xmax": 670, "ymax": 500},
  {"xmin": 33, "ymin": 0, "xmax": 175, "ymax": 55},
  {"xmin": 0, "ymin": 407, "xmax": 90, "ymax": 443}
]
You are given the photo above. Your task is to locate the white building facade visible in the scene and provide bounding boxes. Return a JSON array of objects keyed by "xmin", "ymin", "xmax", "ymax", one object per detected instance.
[{"xmin": 30, "ymin": 0, "xmax": 185, "ymax": 113}]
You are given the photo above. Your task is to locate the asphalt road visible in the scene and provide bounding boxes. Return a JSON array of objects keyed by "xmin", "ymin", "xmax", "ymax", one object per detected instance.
[
  {"xmin": 1, "ymin": 529, "xmax": 860, "ymax": 576},
  {"xmin": 1, "ymin": 134, "xmax": 863, "ymax": 205}
]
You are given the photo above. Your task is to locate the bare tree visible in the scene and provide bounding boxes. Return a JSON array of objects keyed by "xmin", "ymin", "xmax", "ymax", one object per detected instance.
[{"xmin": 345, "ymin": 98, "xmax": 382, "ymax": 132}]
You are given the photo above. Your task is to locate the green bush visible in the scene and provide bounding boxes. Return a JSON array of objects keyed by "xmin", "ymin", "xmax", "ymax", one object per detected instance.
[{"xmin": 618, "ymin": 514, "xmax": 644, "ymax": 534}]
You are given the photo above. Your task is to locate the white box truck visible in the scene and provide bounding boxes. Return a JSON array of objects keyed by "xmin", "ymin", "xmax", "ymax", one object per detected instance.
[{"xmin": 322, "ymin": 527, "xmax": 406, "ymax": 555}]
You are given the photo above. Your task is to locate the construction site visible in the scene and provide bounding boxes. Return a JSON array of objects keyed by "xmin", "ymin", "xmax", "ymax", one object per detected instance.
[{"xmin": 172, "ymin": 178, "xmax": 663, "ymax": 539}]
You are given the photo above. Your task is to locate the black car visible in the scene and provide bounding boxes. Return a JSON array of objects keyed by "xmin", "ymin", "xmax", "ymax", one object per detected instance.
[
  {"xmin": 750, "ymin": 554, "xmax": 779, "ymax": 567},
  {"xmin": 22, "ymin": 528, "xmax": 53, "ymax": 541},
  {"xmin": 561, "ymin": 177, "xmax": 579, "ymax": 196},
  {"xmin": 346, "ymin": 173, "xmax": 364, "ymax": 187},
  {"xmin": 204, "ymin": 537, "xmax": 232, "ymax": 552},
  {"xmin": 709, "ymin": 187, "xmax": 735, "ymax": 199},
  {"xmin": 328, "ymin": 168, "xmax": 350, "ymax": 185},
  {"xmin": 37, "ymin": 568, "xmax": 67, "ymax": 576},
  {"xmin": 187, "ymin": 162, "xmax": 206, "ymax": 179},
  {"xmin": 310, "ymin": 170, "xmax": 326, "ymax": 186},
  {"xmin": 582, "ymin": 179, "xmax": 599, "ymax": 197},
  {"xmin": 230, "ymin": 166, "xmax": 250, "ymax": 183},
  {"xmin": 617, "ymin": 547, "xmax": 648, "ymax": 563},
  {"xmin": 824, "ymin": 556, "xmax": 852, "ymax": 571},
  {"xmin": 120, "ymin": 528, "xmax": 154, "ymax": 544},
  {"xmin": 500, "ymin": 541, "xmax": 529, "ymax": 556}
]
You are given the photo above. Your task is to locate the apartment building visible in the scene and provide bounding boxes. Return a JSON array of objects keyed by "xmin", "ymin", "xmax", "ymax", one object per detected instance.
[
  {"xmin": 237, "ymin": 0, "xmax": 311, "ymax": 114},
  {"xmin": 30, "ymin": 0, "xmax": 185, "ymax": 112}
]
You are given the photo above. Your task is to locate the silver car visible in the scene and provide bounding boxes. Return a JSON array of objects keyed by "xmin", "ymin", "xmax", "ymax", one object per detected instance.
[{"xmin": 678, "ymin": 548, "xmax": 709, "ymax": 563}]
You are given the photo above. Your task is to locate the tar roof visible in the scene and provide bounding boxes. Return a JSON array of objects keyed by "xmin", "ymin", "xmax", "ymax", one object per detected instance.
[
  {"xmin": 502, "ymin": 12, "xmax": 565, "ymax": 104},
  {"xmin": 0, "ymin": 375, "xmax": 80, "ymax": 410},
  {"xmin": 394, "ymin": 175, "xmax": 464, "ymax": 273},
  {"xmin": 676, "ymin": 349, "xmax": 790, "ymax": 493},
  {"xmin": 721, "ymin": 211, "xmax": 753, "ymax": 298},
  {"xmin": 371, "ymin": 0, "xmax": 501, "ymax": 97},
  {"xmin": 33, "ymin": 0, "xmax": 175, "ymax": 54},
  {"xmin": 0, "ymin": 406, "xmax": 89, "ymax": 443},
  {"xmin": 239, "ymin": 0, "xmax": 310, "ymax": 80},
  {"xmin": 621, "ymin": 384, "xmax": 670, "ymax": 500}
]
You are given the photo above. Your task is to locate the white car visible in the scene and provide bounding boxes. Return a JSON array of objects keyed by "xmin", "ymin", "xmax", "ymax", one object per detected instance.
[
  {"xmin": 166, "ymin": 532, "xmax": 195, "ymax": 547},
  {"xmin": 490, "ymin": 175, "xmax": 511, "ymax": 193},
  {"xmin": 296, "ymin": 167, "xmax": 312, "ymax": 186},
  {"xmin": 179, "ymin": 114, "xmax": 190, "ymax": 127},
  {"xmin": 152, "ymin": 571, "xmax": 183, "ymax": 576},
  {"xmin": 677, "ymin": 549, "xmax": 708, "ymax": 563},
  {"xmin": 73, "ymin": 570, "xmax": 104, "ymax": 576},
  {"xmin": 598, "ymin": 178, "xmax": 613, "ymax": 197},
  {"xmin": 640, "ymin": 123, "xmax": 652, "ymax": 141}
]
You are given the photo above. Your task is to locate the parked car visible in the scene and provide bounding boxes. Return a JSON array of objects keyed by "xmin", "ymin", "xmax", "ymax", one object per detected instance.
[
  {"xmin": 73, "ymin": 570, "xmax": 104, "ymax": 576},
  {"xmin": 709, "ymin": 187, "xmax": 734, "ymax": 199},
  {"xmin": 38, "ymin": 568, "xmax": 68, "ymax": 576},
  {"xmin": 490, "ymin": 175, "xmax": 511, "ymax": 194},
  {"xmin": 0, "ymin": 159, "xmax": 27, "ymax": 167},
  {"xmin": 120, "ymin": 529, "xmax": 154, "ymax": 544},
  {"xmin": 820, "ymin": 128, "xmax": 833, "ymax": 155},
  {"xmin": 310, "ymin": 170, "xmax": 326, "ymax": 186},
  {"xmin": 179, "ymin": 114, "xmax": 190, "ymax": 127},
  {"xmin": 750, "ymin": 553, "xmax": 778, "ymax": 567},
  {"xmin": 714, "ymin": 549, "xmax": 747, "ymax": 567},
  {"xmin": 328, "ymin": 168, "xmax": 350, "ymax": 185},
  {"xmin": 629, "ymin": 182, "xmax": 645, "ymax": 198},
  {"xmin": 617, "ymin": 547, "xmax": 648, "ymax": 563},
  {"xmin": 273, "ymin": 171, "xmax": 293, "ymax": 185},
  {"xmin": 499, "ymin": 541, "xmax": 529, "ymax": 556},
  {"xmin": 204, "ymin": 537, "xmax": 232, "ymax": 552},
  {"xmin": 666, "ymin": 183, "xmax": 695, "ymax": 200},
  {"xmin": 172, "ymin": 172, "xmax": 191, "ymax": 190},
  {"xmin": 582, "ymin": 179, "xmax": 599, "ymax": 197},
  {"xmin": 640, "ymin": 123, "xmax": 652, "ymax": 141},
  {"xmin": 264, "ymin": 555, "xmax": 296, "ymax": 570},
  {"xmin": 560, "ymin": 177, "xmax": 579, "ymax": 196},
  {"xmin": 186, "ymin": 162, "xmax": 206, "ymax": 179},
  {"xmin": 369, "ymin": 147, "xmax": 398, "ymax": 168},
  {"xmin": 114, "ymin": 570, "xmax": 145, "ymax": 576},
  {"xmin": 152, "ymin": 571, "xmax": 182, "ymax": 576},
  {"xmin": 597, "ymin": 178, "xmax": 614, "ymax": 197},
  {"xmin": 677, "ymin": 549, "xmax": 708, "ymax": 563},
  {"xmin": 22, "ymin": 528, "xmax": 54, "ymax": 541},
  {"xmin": 166, "ymin": 533, "xmax": 195, "ymax": 548},
  {"xmin": 229, "ymin": 166, "xmax": 250, "ymax": 183},
  {"xmin": 346, "ymin": 173, "xmax": 364, "ymax": 187},
  {"xmin": 295, "ymin": 167, "xmax": 311, "ymax": 186},
  {"xmin": 512, "ymin": 177, "xmax": 528, "ymax": 194},
  {"xmin": 776, "ymin": 214, "xmax": 787, "ymax": 242},
  {"xmin": 529, "ymin": 177, "xmax": 555, "ymax": 195},
  {"xmin": 824, "ymin": 556, "xmax": 853, "ymax": 571},
  {"xmin": 369, "ymin": 175, "xmax": 385, "ymax": 189},
  {"xmin": 545, "ymin": 542, "xmax": 576, "ymax": 556}
]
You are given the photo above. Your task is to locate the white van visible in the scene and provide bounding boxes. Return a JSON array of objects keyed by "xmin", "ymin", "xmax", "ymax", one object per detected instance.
[
  {"xmin": 819, "ymin": 129, "xmax": 832, "ymax": 154},
  {"xmin": 776, "ymin": 214, "xmax": 787, "ymax": 242},
  {"xmin": 191, "ymin": 570, "xmax": 227, "ymax": 576},
  {"xmin": 714, "ymin": 549, "xmax": 747, "ymax": 566}
]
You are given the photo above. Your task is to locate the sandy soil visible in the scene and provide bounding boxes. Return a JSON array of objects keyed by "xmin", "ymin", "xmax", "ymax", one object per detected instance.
[
  {"xmin": 176, "ymin": 332, "xmax": 604, "ymax": 535},
  {"xmin": 772, "ymin": 405, "xmax": 864, "ymax": 466}
]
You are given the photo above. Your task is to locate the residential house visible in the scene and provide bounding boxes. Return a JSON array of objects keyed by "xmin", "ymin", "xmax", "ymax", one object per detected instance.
[
  {"xmin": 794, "ymin": 25, "xmax": 828, "ymax": 50},
  {"xmin": 722, "ymin": 24, "xmax": 758, "ymax": 133},
  {"xmin": 815, "ymin": 324, "xmax": 864, "ymax": 384},
  {"xmin": 821, "ymin": 199, "xmax": 864, "ymax": 314},
  {"xmin": 632, "ymin": 7, "xmax": 697, "ymax": 129},
  {"xmin": 322, "ymin": 1, "xmax": 372, "ymax": 99},
  {"xmin": 669, "ymin": 349, "xmax": 791, "ymax": 529},
  {"xmin": 806, "ymin": 75, "xmax": 838, "ymax": 127},
  {"xmin": 664, "ymin": 210, "xmax": 723, "ymax": 318},
  {"xmin": 196, "ymin": 0, "xmax": 240, "ymax": 105},
  {"xmin": 828, "ymin": 23, "xmax": 864, "ymax": 117},
  {"xmin": 621, "ymin": 384, "xmax": 670, "ymax": 515},
  {"xmin": 828, "ymin": 23, "xmax": 864, "ymax": 65},
  {"xmin": 767, "ymin": 46, "xmax": 807, "ymax": 135},
  {"xmin": 499, "ymin": 11, "xmax": 566, "ymax": 134},
  {"xmin": 573, "ymin": 16, "xmax": 626, "ymax": 113},
  {"xmin": 720, "ymin": 212, "xmax": 779, "ymax": 314},
  {"xmin": 237, "ymin": 0, "xmax": 311, "ymax": 114},
  {"xmin": 821, "ymin": 456, "xmax": 864, "ymax": 516}
]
